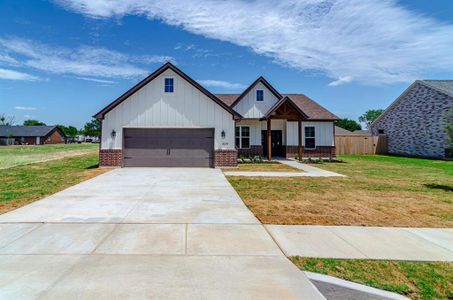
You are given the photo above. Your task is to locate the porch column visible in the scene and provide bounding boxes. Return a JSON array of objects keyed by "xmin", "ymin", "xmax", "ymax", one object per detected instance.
[
  {"xmin": 267, "ymin": 118, "xmax": 272, "ymax": 161},
  {"xmin": 298, "ymin": 119, "xmax": 302, "ymax": 161}
]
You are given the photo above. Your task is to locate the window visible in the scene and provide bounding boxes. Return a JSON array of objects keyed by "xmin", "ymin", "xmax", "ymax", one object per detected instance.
[
  {"xmin": 378, "ymin": 129, "xmax": 385, "ymax": 134},
  {"xmin": 164, "ymin": 78, "xmax": 174, "ymax": 93},
  {"xmin": 304, "ymin": 126, "xmax": 315, "ymax": 149},
  {"xmin": 256, "ymin": 90, "xmax": 264, "ymax": 101},
  {"xmin": 235, "ymin": 126, "xmax": 250, "ymax": 149}
]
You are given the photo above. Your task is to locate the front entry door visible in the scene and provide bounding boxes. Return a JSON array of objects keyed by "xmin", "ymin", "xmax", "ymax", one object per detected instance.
[{"xmin": 261, "ymin": 130, "xmax": 283, "ymax": 157}]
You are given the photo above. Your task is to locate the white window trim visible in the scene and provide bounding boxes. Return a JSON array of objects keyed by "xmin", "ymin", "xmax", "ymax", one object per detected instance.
[
  {"xmin": 304, "ymin": 126, "xmax": 316, "ymax": 149},
  {"xmin": 256, "ymin": 89, "xmax": 264, "ymax": 102},
  {"xmin": 235, "ymin": 126, "xmax": 251, "ymax": 149},
  {"xmin": 164, "ymin": 77, "xmax": 175, "ymax": 93}
]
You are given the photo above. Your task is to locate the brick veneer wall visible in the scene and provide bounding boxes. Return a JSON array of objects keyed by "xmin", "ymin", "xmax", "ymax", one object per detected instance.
[
  {"xmin": 100, "ymin": 149, "xmax": 122, "ymax": 167},
  {"xmin": 285, "ymin": 145, "xmax": 335, "ymax": 158},
  {"xmin": 370, "ymin": 83, "xmax": 452, "ymax": 158},
  {"xmin": 214, "ymin": 149, "xmax": 238, "ymax": 167},
  {"xmin": 238, "ymin": 145, "xmax": 263, "ymax": 157}
]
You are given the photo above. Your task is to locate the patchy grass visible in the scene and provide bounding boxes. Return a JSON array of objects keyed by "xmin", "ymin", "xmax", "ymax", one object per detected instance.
[
  {"xmin": 223, "ymin": 162, "xmax": 301, "ymax": 172},
  {"xmin": 227, "ymin": 155, "xmax": 453, "ymax": 227},
  {"xmin": 0, "ymin": 143, "xmax": 99, "ymax": 169},
  {"xmin": 0, "ymin": 153, "xmax": 109, "ymax": 214},
  {"xmin": 290, "ymin": 257, "xmax": 453, "ymax": 300}
]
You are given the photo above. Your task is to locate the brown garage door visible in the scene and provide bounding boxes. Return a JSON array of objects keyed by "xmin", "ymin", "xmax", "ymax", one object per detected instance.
[{"xmin": 123, "ymin": 128, "xmax": 214, "ymax": 167}]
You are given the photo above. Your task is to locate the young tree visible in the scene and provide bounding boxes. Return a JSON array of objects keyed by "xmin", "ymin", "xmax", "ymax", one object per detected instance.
[
  {"xmin": 0, "ymin": 114, "xmax": 15, "ymax": 126},
  {"xmin": 82, "ymin": 119, "xmax": 101, "ymax": 137},
  {"xmin": 336, "ymin": 118, "xmax": 362, "ymax": 132},
  {"xmin": 23, "ymin": 119, "xmax": 46, "ymax": 126},
  {"xmin": 359, "ymin": 109, "xmax": 384, "ymax": 128}
]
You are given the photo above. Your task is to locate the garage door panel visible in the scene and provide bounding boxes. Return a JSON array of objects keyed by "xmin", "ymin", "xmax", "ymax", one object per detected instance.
[{"xmin": 123, "ymin": 128, "xmax": 214, "ymax": 167}]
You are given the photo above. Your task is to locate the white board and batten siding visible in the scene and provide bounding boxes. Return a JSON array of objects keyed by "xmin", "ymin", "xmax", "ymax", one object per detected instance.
[
  {"xmin": 232, "ymin": 82, "xmax": 279, "ymax": 118},
  {"xmin": 235, "ymin": 119, "xmax": 287, "ymax": 145},
  {"xmin": 101, "ymin": 69, "xmax": 235, "ymax": 150},
  {"xmin": 286, "ymin": 121, "xmax": 335, "ymax": 146}
]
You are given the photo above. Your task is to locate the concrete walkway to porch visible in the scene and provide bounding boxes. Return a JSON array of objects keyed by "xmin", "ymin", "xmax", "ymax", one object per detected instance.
[
  {"xmin": 266, "ymin": 225, "xmax": 453, "ymax": 261},
  {"xmin": 223, "ymin": 158, "xmax": 345, "ymax": 177}
]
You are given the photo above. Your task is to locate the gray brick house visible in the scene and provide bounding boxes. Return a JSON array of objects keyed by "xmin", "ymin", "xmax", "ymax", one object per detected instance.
[{"xmin": 370, "ymin": 80, "xmax": 453, "ymax": 159}]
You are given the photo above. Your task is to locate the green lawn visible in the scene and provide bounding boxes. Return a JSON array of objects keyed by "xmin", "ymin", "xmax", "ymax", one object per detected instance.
[
  {"xmin": 227, "ymin": 155, "xmax": 453, "ymax": 227},
  {"xmin": 291, "ymin": 257, "xmax": 453, "ymax": 300},
  {"xmin": 0, "ymin": 153, "xmax": 108, "ymax": 214},
  {"xmin": 0, "ymin": 143, "xmax": 99, "ymax": 169}
]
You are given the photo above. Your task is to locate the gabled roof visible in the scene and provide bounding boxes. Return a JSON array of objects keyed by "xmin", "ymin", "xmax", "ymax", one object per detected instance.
[
  {"xmin": 419, "ymin": 80, "xmax": 453, "ymax": 98},
  {"xmin": 335, "ymin": 126, "xmax": 352, "ymax": 135},
  {"xmin": 283, "ymin": 94, "xmax": 339, "ymax": 120},
  {"xmin": 262, "ymin": 96, "xmax": 309, "ymax": 120},
  {"xmin": 215, "ymin": 93, "xmax": 339, "ymax": 121},
  {"xmin": 371, "ymin": 80, "xmax": 453, "ymax": 127},
  {"xmin": 93, "ymin": 62, "xmax": 240, "ymax": 119},
  {"xmin": 0, "ymin": 126, "xmax": 63, "ymax": 137},
  {"xmin": 230, "ymin": 76, "xmax": 282, "ymax": 108}
]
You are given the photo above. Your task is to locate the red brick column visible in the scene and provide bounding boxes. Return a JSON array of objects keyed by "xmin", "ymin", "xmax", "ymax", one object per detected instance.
[
  {"xmin": 214, "ymin": 149, "xmax": 238, "ymax": 167},
  {"xmin": 99, "ymin": 149, "xmax": 122, "ymax": 167}
]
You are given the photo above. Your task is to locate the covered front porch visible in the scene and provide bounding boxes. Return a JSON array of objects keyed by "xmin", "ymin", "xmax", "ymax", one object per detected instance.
[
  {"xmin": 262, "ymin": 96, "xmax": 306, "ymax": 161},
  {"xmin": 234, "ymin": 97, "xmax": 336, "ymax": 160}
]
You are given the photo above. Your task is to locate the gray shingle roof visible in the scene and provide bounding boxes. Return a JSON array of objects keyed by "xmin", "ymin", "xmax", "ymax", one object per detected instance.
[
  {"xmin": 0, "ymin": 126, "xmax": 58, "ymax": 137},
  {"xmin": 419, "ymin": 80, "xmax": 453, "ymax": 97}
]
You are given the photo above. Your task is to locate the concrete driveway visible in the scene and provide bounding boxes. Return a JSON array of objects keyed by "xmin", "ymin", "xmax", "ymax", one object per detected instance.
[{"xmin": 0, "ymin": 168, "xmax": 323, "ymax": 299}]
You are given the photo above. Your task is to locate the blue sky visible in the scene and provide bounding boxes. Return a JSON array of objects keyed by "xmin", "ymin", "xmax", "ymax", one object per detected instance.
[{"xmin": 1, "ymin": 0, "xmax": 453, "ymax": 128}]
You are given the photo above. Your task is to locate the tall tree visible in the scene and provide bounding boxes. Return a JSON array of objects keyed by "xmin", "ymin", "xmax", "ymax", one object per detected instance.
[
  {"xmin": 336, "ymin": 118, "xmax": 362, "ymax": 132},
  {"xmin": 359, "ymin": 109, "xmax": 384, "ymax": 128},
  {"xmin": 23, "ymin": 119, "xmax": 46, "ymax": 126},
  {"xmin": 57, "ymin": 125, "xmax": 79, "ymax": 138},
  {"xmin": 0, "ymin": 114, "xmax": 15, "ymax": 126},
  {"xmin": 82, "ymin": 119, "xmax": 101, "ymax": 137}
]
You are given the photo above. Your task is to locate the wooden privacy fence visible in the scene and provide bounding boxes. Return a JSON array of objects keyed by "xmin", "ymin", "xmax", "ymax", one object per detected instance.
[{"xmin": 335, "ymin": 135, "xmax": 388, "ymax": 155}]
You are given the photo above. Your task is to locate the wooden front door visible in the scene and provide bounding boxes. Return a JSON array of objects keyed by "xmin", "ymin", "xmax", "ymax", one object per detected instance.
[{"xmin": 261, "ymin": 130, "xmax": 283, "ymax": 157}]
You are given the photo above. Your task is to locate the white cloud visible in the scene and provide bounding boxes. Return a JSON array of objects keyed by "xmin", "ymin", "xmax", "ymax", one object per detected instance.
[
  {"xmin": 54, "ymin": 0, "xmax": 453, "ymax": 85},
  {"xmin": 15, "ymin": 106, "xmax": 37, "ymax": 111},
  {"xmin": 328, "ymin": 76, "xmax": 352, "ymax": 87},
  {"xmin": 0, "ymin": 68, "xmax": 40, "ymax": 81},
  {"xmin": 0, "ymin": 37, "xmax": 175, "ymax": 79},
  {"xmin": 76, "ymin": 77, "xmax": 116, "ymax": 84},
  {"xmin": 197, "ymin": 79, "xmax": 246, "ymax": 90}
]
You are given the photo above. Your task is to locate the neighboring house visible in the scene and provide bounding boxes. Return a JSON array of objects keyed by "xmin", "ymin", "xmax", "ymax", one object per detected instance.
[
  {"xmin": 334, "ymin": 126, "xmax": 371, "ymax": 136},
  {"xmin": 0, "ymin": 126, "xmax": 66, "ymax": 145},
  {"xmin": 370, "ymin": 80, "xmax": 453, "ymax": 159},
  {"xmin": 94, "ymin": 63, "xmax": 338, "ymax": 168}
]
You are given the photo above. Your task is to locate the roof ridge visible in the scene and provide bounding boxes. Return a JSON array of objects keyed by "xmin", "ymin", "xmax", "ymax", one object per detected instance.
[{"xmin": 417, "ymin": 80, "xmax": 453, "ymax": 97}]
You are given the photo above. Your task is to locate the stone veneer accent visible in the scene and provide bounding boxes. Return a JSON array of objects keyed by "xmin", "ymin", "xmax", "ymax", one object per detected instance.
[
  {"xmin": 285, "ymin": 146, "xmax": 336, "ymax": 159},
  {"xmin": 370, "ymin": 83, "xmax": 453, "ymax": 159},
  {"xmin": 99, "ymin": 149, "xmax": 122, "ymax": 167},
  {"xmin": 238, "ymin": 145, "xmax": 263, "ymax": 157},
  {"xmin": 214, "ymin": 149, "xmax": 238, "ymax": 167}
]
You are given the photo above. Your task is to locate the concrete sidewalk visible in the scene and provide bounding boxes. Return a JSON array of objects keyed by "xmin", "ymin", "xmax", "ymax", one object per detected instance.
[
  {"xmin": 0, "ymin": 168, "xmax": 324, "ymax": 299},
  {"xmin": 266, "ymin": 225, "xmax": 453, "ymax": 261},
  {"xmin": 224, "ymin": 159, "xmax": 345, "ymax": 177}
]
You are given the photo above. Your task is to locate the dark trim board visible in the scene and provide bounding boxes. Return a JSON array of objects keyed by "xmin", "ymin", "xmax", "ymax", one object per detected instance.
[
  {"xmin": 230, "ymin": 76, "xmax": 282, "ymax": 108},
  {"xmin": 94, "ymin": 62, "xmax": 240, "ymax": 120}
]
